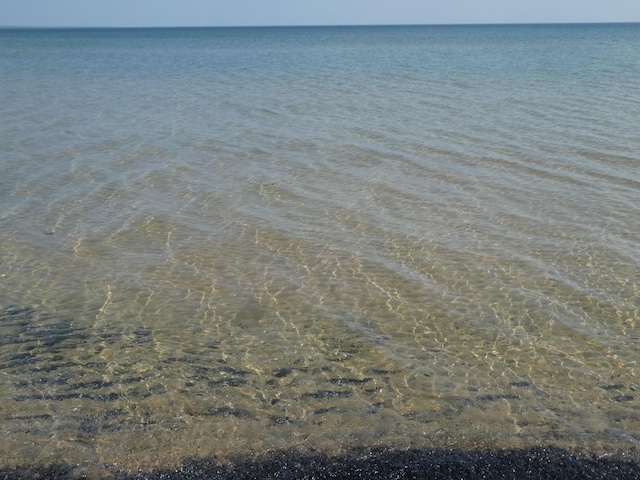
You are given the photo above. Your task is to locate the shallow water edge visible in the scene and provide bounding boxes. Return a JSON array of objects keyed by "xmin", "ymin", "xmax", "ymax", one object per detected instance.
[{"xmin": 1, "ymin": 446, "xmax": 640, "ymax": 480}]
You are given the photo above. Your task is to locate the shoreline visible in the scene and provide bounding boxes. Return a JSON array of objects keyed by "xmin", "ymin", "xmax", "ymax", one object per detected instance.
[{"xmin": 2, "ymin": 446, "xmax": 639, "ymax": 479}]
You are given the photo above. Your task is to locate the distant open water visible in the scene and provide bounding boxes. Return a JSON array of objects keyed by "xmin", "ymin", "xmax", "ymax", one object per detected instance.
[{"xmin": 0, "ymin": 24, "xmax": 639, "ymax": 473}]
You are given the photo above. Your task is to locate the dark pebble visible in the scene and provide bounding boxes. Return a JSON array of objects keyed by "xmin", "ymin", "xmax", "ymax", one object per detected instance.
[
  {"xmin": 613, "ymin": 395, "xmax": 634, "ymax": 402},
  {"xmin": 28, "ymin": 361, "xmax": 78, "ymax": 373},
  {"xmin": 101, "ymin": 409, "xmax": 125, "ymax": 419},
  {"xmin": 601, "ymin": 384, "xmax": 625, "ymax": 391},
  {"xmin": 207, "ymin": 378, "xmax": 248, "ymax": 387},
  {"xmin": 509, "ymin": 381, "xmax": 533, "ymax": 388},
  {"xmin": 198, "ymin": 407, "xmax": 252, "ymax": 418},
  {"xmin": 148, "ymin": 384, "xmax": 167, "ymax": 394},
  {"xmin": 272, "ymin": 367, "xmax": 293, "ymax": 378},
  {"xmin": 3, "ymin": 414, "xmax": 52, "ymax": 421},
  {"xmin": 303, "ymin": 390, "xmax": 352, "ymax": 399},
  {"xmin": 67, "ymin": 379, "xmax": 116, "ymax": 390},
  {"xmin": 313, "ymin": 407, "xmax": 342, "ymax": 415},
  {"xmin": 78, "ymin": 417, "xmax": 99, "ymax": 434},
  {"xmin": 15, "ymin": 391, "xmax": 125, "ymax": 402},
  {"xmin": 267, "ymin": 415, "xmax": 292, "ymax": 425},
  {"xmin": 1, "ymin": 305, "xmax": 37, "ymax": 319},
  {"xmin": 4, "ymin": 446, "xmax": 640, "ymax": 479},
  {"xmin": 477, "ymin": 394, "xmax": 519, "ymax": 402},
  {"xmin": 370, "ymin": 368, "xmax": 398, "ymax": 375},
  {"xmin": 214, "ymin": 366, "xmax": 252, "ymax": 376},
  {"xmin": 0, "ymin": 355, "xmax": 40, "ymax": 369},
  {"xmin": 328, "ymin": 377, "xmax": 372, "ymax": 385}
]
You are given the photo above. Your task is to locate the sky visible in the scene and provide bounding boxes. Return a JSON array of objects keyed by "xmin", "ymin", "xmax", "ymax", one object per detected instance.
[{"xmin": 1, "ymin": 0, "xmax": 640, "ymax": 28}]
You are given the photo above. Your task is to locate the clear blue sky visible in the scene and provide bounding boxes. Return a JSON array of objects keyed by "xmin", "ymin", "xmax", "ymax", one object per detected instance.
[{"xmin": 1, "ymin": 0, "xmax": 639, "ymax": 28}]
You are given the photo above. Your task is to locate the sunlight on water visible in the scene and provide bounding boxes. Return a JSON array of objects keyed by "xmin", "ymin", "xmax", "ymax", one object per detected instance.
[{"xmin": 0, "ymin": 24, "xmax": 639, "ymax": 471}]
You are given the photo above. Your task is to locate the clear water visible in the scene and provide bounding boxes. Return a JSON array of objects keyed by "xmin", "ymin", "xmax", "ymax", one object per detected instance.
[{"xmin": 1, "ymin": 24, "xmax": 639, "ymax": 472}]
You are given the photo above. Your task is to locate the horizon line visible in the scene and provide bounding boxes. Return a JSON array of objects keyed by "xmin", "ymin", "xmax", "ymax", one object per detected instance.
[{"xmin": 2, "ymin": 20, "xmax": 639, "ymax": 30}]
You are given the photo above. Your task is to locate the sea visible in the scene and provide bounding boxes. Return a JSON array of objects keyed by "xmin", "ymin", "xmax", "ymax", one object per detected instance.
[{"xmin": 1, "ymin": 23, "xmax": 639, "ymax": 474}]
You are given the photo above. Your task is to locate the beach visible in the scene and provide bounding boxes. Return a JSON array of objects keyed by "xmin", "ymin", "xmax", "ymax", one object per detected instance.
[{"xmin": 1, "ymin": 24, "xmax": 639, "ymax": 476}]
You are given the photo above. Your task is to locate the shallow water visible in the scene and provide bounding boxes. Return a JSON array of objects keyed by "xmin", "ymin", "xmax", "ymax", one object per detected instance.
[{"xmin": 0, "ymin": 24, "xmax": 639, "ymax": 471}]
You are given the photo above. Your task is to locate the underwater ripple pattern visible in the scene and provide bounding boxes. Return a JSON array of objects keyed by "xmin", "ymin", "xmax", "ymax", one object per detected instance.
[{"xmin": 0, "ymin": 24, "xmax": 639, "ymax": 470}]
